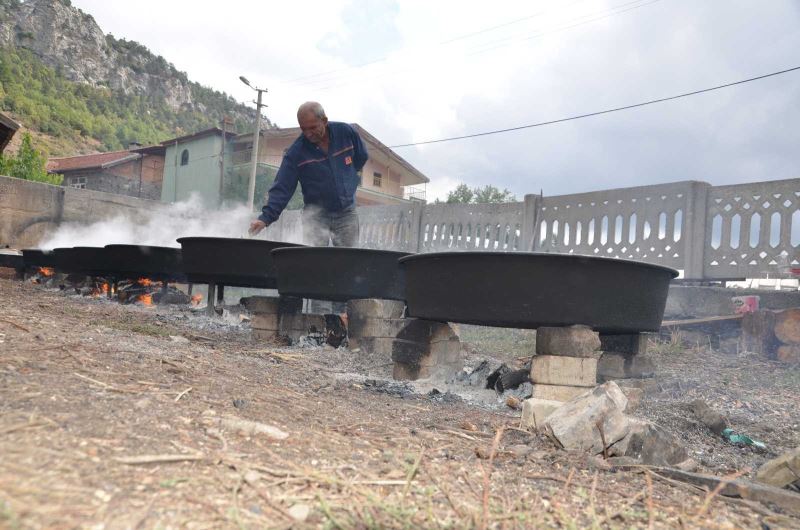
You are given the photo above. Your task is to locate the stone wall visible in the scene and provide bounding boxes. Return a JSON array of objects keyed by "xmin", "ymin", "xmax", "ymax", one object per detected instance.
[{"xmin": 0, "ymin": 175, "xmax": 164, "ymax": 249}]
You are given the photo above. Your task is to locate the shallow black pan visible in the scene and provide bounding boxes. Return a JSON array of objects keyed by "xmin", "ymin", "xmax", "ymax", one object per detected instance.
[
  {"xmin": 177, "ymin": 237, "xmax": 304, "ymax": 288},
  {"xmin": 271, "ymin": 247, "xmax": 412, "ymax": 302},
  {"xmin": 0, "ymin": 251, "xmax": 23, "ymax": 270},
  {"xmin": 399, "ymin": 252, "xmax": 678, "ymax": 333},
  {"xmin": 52, "ymin": 247, "xmax": 113, "ymax": 276},
  {"xmin": 22, "ymin": 249, "xmax": 58, "ymax": 269},
  {"xmin": 105, "ymin": 245, "xmax": 184, "ymax": 282}
]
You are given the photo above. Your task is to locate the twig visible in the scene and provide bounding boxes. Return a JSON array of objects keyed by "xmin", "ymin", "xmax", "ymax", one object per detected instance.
[
  {"xmin": 174, "ymin": 387, "xmax": 193, "ymax": 402},
  {"xmin": 595, "ymin": 420, "xmax": 609, "ymax": 459},
  {"xmin": 597, "ymin": 490, "xmax": 647, "ymax": 525},
  {"xmin": 646, "ymin": 471, "xmax": 654, "ymax": 529},
  {"xmin": 695, "ymin": 468, "xmax": 746, "ymax": 518},
  {"xmin": 73, "ymin": 372, "xmax": 128, "ymax": 393},
  {"xmin": 480, "ymin": 426, "xmax": 505, "ymax": 530},
  {"xmin": 115, "ymin": 453, "xmax": 204, "ymax": 465},
  {"xmin": 0, "ymin": 421, "xmax": 47, "ymax": 436},
  {"xmin": 403, "ymin": 449, "xmax": 424, "ymax": 497},
  {"xmin": 0, "ymin": 317, "xmax": 29, "ymax": 332}
]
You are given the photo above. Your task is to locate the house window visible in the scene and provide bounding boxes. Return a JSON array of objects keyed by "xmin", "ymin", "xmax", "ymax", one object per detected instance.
[
  {"xmin": 180, "ymin": 149, "xmax": 189, "ymax": 166},
  {"xmin": 69, "ymin": 176, "xmax": 87, "ymax": 189},
  {"xmin": 373, "ymin": 172, "xmax": 382, "ymax": 187}
]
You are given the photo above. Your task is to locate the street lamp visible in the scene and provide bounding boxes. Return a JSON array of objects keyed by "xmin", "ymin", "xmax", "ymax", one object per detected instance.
[{"xmin": 240, "ymin": 75, "xmax": 267, "ymax": 211}]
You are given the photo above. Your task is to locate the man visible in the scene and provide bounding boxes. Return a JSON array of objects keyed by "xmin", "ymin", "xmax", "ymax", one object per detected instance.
[{"xmin": 248, "ymin": 101, "xmax": 368, "ymax": 247}]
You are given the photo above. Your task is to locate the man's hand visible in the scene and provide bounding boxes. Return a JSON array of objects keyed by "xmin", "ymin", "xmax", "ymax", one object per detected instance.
[{"xmin": 249, "ymin": 219, "xmax": 268, "ymax": 236}]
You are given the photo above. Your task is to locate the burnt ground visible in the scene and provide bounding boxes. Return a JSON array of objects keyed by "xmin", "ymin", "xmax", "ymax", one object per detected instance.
[{"xmin": 1, "ymin": 276, "xmax": 799, "ymax": 529}]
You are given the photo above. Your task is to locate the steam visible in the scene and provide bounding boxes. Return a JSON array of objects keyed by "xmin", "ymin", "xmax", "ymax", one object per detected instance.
[{"xmin": 39, "ymin": 194, "xmax": 257, "ymax": 249}]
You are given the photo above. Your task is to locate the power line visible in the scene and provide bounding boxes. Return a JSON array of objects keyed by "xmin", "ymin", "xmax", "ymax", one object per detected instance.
[{"xmin": 388, "ymin": 65, "xmax": 800, "ymax": 148}]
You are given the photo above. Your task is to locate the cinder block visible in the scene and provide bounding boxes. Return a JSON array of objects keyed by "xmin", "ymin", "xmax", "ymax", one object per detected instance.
[
  {"xmin": 347, "ymin": 298, "xmax": 405, "ymax": 320},
  {"xmin": 530, "ymin": 384, "xmax": 589, "ymax": 402},
  {"xmin": 241, "ymin": 296, "xmax": 280, "ymax": 314},
  {"xmin": 530, "ymin": 355, "xmax": 597, "ymax": 387},
  {"xmin": 425, "ymin": 338, "xmax": 462, "ymax": 366},
  {"xmin": 520, "ymin": 398, "xmax": 563, "ymax": 430},
  {"xmin": 251, "ymin": 313, "xmax": 280, "ymax": 331},
  {"xmin": 279, "ymin": 314, "xmax": 326, "ymax": 334},
  {"xmin": 599, "ymin": 333, "xmax": 651, "ymax": 355},
  {"xmin": 536, "ymin": 325, "xmax": 601, "ymax": 357},
  {"xmin": 596, "ymin": 353, "xmax": 656, "ymax": 381}
]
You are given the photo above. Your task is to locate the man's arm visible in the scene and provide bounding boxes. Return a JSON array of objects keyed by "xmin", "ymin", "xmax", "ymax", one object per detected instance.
[
  {"xmin": 258, "ymin": 154, "xmax": 299, "ymax": 225},
  {"xmin": 351, "ymin": 127, "xmax": 368, "ymax": 171}
]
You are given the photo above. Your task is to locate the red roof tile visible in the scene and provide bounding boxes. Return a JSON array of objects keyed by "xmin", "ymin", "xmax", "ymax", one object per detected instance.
[{"xmin": 47, "ymin": 150, "xmax": 140, "ymax": 173}]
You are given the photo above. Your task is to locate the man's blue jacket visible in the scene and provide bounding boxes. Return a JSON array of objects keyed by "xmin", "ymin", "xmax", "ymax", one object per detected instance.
[{"xmin": 258, "ymin": 122, "xmax": 368, "ymax": 224}]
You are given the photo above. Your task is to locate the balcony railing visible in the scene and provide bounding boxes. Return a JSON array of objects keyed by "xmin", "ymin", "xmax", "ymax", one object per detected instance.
[{"xmin": 403, "ymin": 185, "xmax": 426, "ymax": 202}]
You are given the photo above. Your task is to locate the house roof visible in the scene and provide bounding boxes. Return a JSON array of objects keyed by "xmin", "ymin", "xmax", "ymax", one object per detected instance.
[
  {"xmin": 243, "ymin": 123, "xmax": 429, "ymax": 185},
  {"xmin": 159, "ymin": 127, "xmax": 236, "ymax": 146},
  {"xmin": 0, "ymin": 111, "xmax": 20, "ymax": 153},
  {"xmin": 47, "ymin": 150, "xmax": 140, "ymax": 173}
]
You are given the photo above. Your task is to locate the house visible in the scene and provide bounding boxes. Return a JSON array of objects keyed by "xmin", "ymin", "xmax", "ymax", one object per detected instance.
[
  {"xmin": 233, "ymin": 124, "xmax": 429, "ymax": 206},
  {"xmin": 47, "ymin": 145, "xmax": 165, "ymax": 200},
  {"xmin": 0, "ymin": 112, "xmax": 20, "ymax": 154}
]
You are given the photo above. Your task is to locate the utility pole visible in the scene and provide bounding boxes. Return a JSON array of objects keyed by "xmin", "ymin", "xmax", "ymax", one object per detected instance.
[{"xmin": 240, "ymin": 76, "xmax": 267, "ymax": 211}]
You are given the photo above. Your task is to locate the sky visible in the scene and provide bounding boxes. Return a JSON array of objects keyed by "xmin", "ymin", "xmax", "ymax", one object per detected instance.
[{"xmin": 69, "ymin": 0, "xmax": 800, "ymax": 202}]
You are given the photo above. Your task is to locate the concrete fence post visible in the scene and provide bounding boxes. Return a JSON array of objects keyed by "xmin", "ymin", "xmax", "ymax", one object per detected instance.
[
  {"xmin": 683, "ymin": 181, "xmax": 711, "ymax": 280},
  {"xmin": 521, "ymin": 193, "xmax": 540, "ymax": 252},
  {"xmin": 408, "ymin": 201, "xmax": 425, "ymax": 253}
]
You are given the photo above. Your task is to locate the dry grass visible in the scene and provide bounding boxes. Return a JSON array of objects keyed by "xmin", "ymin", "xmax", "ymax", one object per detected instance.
[{"xmin": 0, "ymin": 277, "xmax": 795, "ymax": 528}]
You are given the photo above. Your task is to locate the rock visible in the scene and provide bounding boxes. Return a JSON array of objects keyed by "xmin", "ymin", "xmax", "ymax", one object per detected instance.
[
  {"xmin": 544, "ymin": 382, "xmax": 629, "ymax": 453},
  {"xmin": 521, "ymin": 398, "xmax": 563, "ymax": 431},
  {"xmin": 288, "ymin": 503, "xmax": 311, "ymax": 522},
  {"xmin": 620, "ymin": 387, "xmax": 644, "ymax": 413},
  {"xmin": 535, "ymin": 325, "xmax": 601, "ymax": 357},
  {"xmin": 530, "ymin": 355, "xmax": 598, "ymax": 387},
  {"xmin": 219, "ymin": 417, "xmax": 289, "ymax": 440},
  {"xmin": 508, "ymin": 444, "xmax": 534, "ymax": 458},
  {"xmin": 168, "ymin": 335, "xmax": 189, "ymax": 344},
  {"xmin": 611, "ymin": 418, "xmax": 690, "ymax": 467},
  {"xmin": 689, "ymin": 399, "xmax": 728, "ymax": 435},
  {"xmin": 596, "ymin": 353, "xmax": 656, "ymax": 381},
  {"xmin": 756, "ymin": 447, "xmax": 800, "ymax": 489},
  {"xmin": 599, "ymin": 333, "xmax": 651, "ymax": 355}
]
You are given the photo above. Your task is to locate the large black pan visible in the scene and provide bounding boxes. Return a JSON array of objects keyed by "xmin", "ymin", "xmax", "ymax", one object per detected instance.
[
  {"xmin": 104, "ymin": 245, "xmax": 184, "ymax": 282},
  {"xmin": 0, "ymin": 251, "xmax": 23, "ymax": 270},
  {"xmin": 177, "ymin": 237, "xmax": 304, "ymax": 288},
  {"xmin": 271, "ymin": 247, "xmax": 412, "ymax": 302},
  {"xmin": 22, "ymin": 249, "xmax": 58, "ymax": 269},
  {"xmin": 399, "ymin": 252, "xmax": 678, "ymax": 334},
  {"xmin": 52, "ymin": 247, "xmax": 114, "ymax": 276}
]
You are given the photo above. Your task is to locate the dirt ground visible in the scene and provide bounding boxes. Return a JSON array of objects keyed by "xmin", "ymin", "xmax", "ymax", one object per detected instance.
[{"xmin": 1, "ymin": 276, "xmax": 799, "ymax": 529}]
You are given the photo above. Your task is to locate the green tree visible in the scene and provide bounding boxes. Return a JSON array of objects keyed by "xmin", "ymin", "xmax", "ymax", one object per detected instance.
[
  {"xmin": 0, "ymin": 133, "xmax": 62, "ymax": 184},
  {"xmin": 442, "ymin": 183, "xmax": 516, "ymax": 204}
]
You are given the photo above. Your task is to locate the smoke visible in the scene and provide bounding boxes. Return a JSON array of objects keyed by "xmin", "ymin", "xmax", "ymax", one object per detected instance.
[{"xmin": 39, "ymin": 194, "xmax": 257, "ymax": 249}]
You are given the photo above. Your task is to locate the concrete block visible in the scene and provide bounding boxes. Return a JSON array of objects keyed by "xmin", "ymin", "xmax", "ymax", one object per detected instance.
[
  {"xmin": 530, "ymin": 355, "xmax": 597, "ymax": 387},
  {"xmin": 536, "ymin": 325, "xmax": 601, "ymax": 357},
  {"xmin": 241, "ymin": 296, "xmax": 281, "ymax": 314},
  {"xmin": 530, "ymin": 384, "xmax": 589, "ymax": 402},
  {"xmin": 251, "ymin": 313, "xmax": 280, "ymax": 331},
  {"xmin": 426, "ymin": 338, "xmax": 462, "ymax": 366},
  {"xmin": 597, "ymin": 353, "xmax": 656, "ymax": 381},
  {"xmin": 520, "ymin": 398, "xmax": 563, "ymax": 431},
  {"xmin": 347, "ymin": 298, "xmax": 405, "ymax": 320},
  {"xmin": 347, "ymin": 317, "xmax": 408, "ymax": 339},
  {"xmin": 279, "ymin": 314, "xmax": 326, "ymax": 334},
  {"xmin": 599, "ymin": 333, "xmax": 651, "ymax": 355}
]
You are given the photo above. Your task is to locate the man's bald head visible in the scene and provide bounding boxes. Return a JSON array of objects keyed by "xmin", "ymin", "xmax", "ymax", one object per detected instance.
[{"xmin": 297, "ymin": 101, "xmax": 327, "ymax": 120}]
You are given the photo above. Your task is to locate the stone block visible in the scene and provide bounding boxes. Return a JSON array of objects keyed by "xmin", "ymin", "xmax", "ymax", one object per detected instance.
[
  {"xmin": 596, "ymin": 353, "xmax": 656, "ymax": 381},
  {"xmin": 611, "ymin": 418, "xmax": 690, "ymax": 467},
  {"xmin": 756, "ymin": 447, "xmax": 800, "ymax": 488},
  {"xmin": 599, "ymin": 333, "xmax": 651, "ymax": 355},
  {"xmin": 530, "ymin": 384, "xmax": 589, "ymax": 402},
  {"xmin": 347, "ymin": 317, "xmax": 408, "ymax": 339},
  {"xmin": 279, "ymin": 314, "xmax": 326, "ymax": 334},
  {"xmin": 252, "ymin": 329, "xmax": 278, "ymax": 341},
  {"xmin": 520, "ymin": 398, "xmax": 563, "ymax": 431},
  {"xmin": 536, "ymin": 325, "xmax": 601, "ymax": 357},
  {"xmin": 347, "ymin": 298, "xmax": 405, "ymax": 320},
  {"xmin": 251, "ymin": 313, "xmax": 280, "ymax": 331},
  {"xmin": 530, "ymin": 355, "xmax": 597, "ymax": 387}
]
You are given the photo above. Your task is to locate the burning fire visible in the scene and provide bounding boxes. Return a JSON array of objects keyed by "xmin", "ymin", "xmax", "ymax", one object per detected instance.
[
  {"xmin": 191, "ymin": 294, "xmax": 202, "ymax": 306},
  {"xmin": 137, "ymin": 278, "xmax": 154, "ymax": 286},
  {"xmin": 137, "ymin": 294, "xmax": 153, "ymax": 306},
  {"xmin": 38, "ymin": 267, "xmax": 54, "ymax": 277}
]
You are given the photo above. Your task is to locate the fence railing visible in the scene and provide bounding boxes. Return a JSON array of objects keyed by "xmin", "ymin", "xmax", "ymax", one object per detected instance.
[{"xmin": 264, "ymin": 178, "xmax": 800, "ymax": 280}]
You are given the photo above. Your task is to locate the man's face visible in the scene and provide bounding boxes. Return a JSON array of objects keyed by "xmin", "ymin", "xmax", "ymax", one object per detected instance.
[{"xmin": 298, "ymin": 112, "xmax": 328, "ymax": 144}]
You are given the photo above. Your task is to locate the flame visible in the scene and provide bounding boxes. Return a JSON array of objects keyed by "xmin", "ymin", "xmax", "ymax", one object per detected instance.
[
  {"xmin": 38, "ymin": 267, "xmax": 54, "ymax": 277},
  {"xmin": 101, "ymin": 283, "xmax": 109, "ymax": 294},
  {"xmin": 191, "ymin": 294, "xmax": 202, "ymax": 306},
  {"xmin": 137, "ymin": 278, "xmax": 153, "ymax": 286},
  {"xmin": 137, "ymin": 294, "xmax": 153, "ymax": 306}
]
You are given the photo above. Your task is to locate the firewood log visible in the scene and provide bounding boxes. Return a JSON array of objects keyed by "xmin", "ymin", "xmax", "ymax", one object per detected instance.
[{"xmin": 773, "ymin": 308, "xmax": 800, "ymax": 344}]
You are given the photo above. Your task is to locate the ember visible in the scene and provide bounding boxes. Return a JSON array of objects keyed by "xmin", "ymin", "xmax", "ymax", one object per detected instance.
[
  {"xmin": 137, "ymin": 278, "xmax": 153, "ymax": 287},
  {"xmin": 38, "ymin": 267, "xmax": 54, "ymax": 277},
  {"xmin": 191, "ymin": 293, "xmax": 203, "ymax": 305},
  {"xmin": 137, "ymin": 293, "xmax": 153, "ymax": 306}
]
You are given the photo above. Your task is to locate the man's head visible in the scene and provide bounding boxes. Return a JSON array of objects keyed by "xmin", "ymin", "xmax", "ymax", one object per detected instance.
[{"xmin": 297, "ymin": 101, "xmax": 328, "ymax": 144}]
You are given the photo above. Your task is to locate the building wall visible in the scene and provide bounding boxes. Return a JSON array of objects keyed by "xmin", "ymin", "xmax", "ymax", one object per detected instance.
[{"xmin": 162, "ymin": 135, "xmax": 227, "ymax": 205}]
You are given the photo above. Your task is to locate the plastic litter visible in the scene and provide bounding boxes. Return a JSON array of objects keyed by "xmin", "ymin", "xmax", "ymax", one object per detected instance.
[{"xmin": 721, "ymin": 428, "xmax": 766, "ymax": 450}]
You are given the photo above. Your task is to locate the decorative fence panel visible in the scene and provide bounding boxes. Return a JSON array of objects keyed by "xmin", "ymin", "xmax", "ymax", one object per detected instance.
[{"xmin": 264, "ymin": 177, "xmax": 800, "ymax": 280}]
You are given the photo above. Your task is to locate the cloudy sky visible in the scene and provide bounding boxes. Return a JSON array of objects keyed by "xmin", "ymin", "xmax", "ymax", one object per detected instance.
[{"xmin": 71, "ymin": 0, "xmax": 800, "ymax": 201}]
